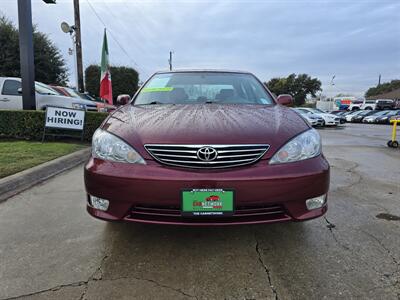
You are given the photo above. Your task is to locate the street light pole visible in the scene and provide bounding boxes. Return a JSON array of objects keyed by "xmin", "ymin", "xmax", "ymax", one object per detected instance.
[
  {"xmin": 17, "ymin": 0, "xmax": 36, "ymax": 110},
  {"xmin": 73, "ymin": 0, "xmax": 84, "ymax": 92}
]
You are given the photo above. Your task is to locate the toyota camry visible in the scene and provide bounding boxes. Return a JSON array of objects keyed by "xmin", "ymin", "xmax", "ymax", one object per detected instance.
[{"xmin": 84, "ymin": 70, "xmax": 330, "ymax": 225}]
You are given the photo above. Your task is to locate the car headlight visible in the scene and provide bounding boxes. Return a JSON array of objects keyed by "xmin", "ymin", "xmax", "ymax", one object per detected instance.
[
  {"xmin": 72, "ymin": 103, "xmax": 85, "ymax": 110},
  {"xmin": 92, "ymin": 129, "xmax": 146, "ymax": 164},
  {"xmin": 270, "ymin": 129, "xmax": 321, "ymax": 164}
]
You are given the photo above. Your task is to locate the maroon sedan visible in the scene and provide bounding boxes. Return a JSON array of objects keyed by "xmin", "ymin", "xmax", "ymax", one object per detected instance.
[{"xmin": 84, "ymin": 70, "xmax": 329, "ymax": 225}]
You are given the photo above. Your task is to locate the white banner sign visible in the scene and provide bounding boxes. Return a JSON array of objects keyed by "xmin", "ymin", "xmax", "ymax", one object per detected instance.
[{"xmin": 45, "ymin": 106, "xmax": 85, "ymax": 130}]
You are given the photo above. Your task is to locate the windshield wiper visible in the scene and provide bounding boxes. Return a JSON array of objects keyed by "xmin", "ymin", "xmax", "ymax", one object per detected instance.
[{"xmin": 145, "ymin": 101, "xmax": 164, "ymax": 105}]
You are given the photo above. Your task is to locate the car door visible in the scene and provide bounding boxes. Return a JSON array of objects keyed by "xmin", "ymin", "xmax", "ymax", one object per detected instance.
[{"xmin": 0, "ymin": 79, "xmax": 23, "ymax": 110}]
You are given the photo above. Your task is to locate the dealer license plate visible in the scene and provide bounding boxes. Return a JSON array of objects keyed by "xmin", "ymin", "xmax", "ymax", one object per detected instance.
[{"xmin": 181, "ymin": 189, "xmax": 234, "ymax": 217}]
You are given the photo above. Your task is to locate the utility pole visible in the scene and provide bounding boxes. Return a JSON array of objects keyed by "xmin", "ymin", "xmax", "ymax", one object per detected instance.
[
  {"xmin": 168, "ymin": 51, "xmax": 173, "ymax": 71},
  {"xmin": 73, "ymin": 0, "xmax": 84, "ymax": 92},
  {"xmin": 378, "ymin": 74, "xmax": 381, "ymax": 86},
  {"xmin": 17, "ymin": 0, "xmax": 36, "ymax": 110}
]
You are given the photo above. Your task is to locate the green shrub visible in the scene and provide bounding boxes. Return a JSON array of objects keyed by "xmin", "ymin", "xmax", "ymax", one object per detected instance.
[{"xmin": 0, "ymin": 110, "xmax": 107, "ymax": 141}]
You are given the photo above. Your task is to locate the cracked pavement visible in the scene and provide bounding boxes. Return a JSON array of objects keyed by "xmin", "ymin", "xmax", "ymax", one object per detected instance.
[{"xmin": 0, "ymin": 123, "xmax": 399, "ymax": 299}]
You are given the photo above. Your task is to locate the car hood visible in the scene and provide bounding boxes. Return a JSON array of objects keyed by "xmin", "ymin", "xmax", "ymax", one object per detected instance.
[{"xmin": 102, "ymin": 104, "xmax": 310, "ymax": 160}]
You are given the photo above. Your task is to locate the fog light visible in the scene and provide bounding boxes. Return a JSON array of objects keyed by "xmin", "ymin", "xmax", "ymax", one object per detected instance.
[
  {"xmin": 90, "ymin": 196, "xmax": 109, "ymax": 211},
  {"xmin": 306, "ymin": 194, "xmax": 326, "ymax": 210}
]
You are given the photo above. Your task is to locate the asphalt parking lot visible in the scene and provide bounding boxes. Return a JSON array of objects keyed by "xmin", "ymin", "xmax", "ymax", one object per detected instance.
[{"xmin": 0, "ymin": 123, "xmax": 399, "ymax": 300}]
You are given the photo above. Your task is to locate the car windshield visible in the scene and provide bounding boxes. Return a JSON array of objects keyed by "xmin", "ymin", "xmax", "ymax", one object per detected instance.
[
  {"xmin": 64, "ymin": 87, "xmax": 82, "ymax": 98},
  {"xmin": 134, "ymin": 72, "xmax": 274, "ymax": 105},
  {"xmin": 351, "ymin": 110, "xmax": 364, "ymax": 115},
  {"xmin": 35, "ymin": 82, "xmax": 60, "ymax": 95},
  {"xmin": 385, "ymin": 110, "xmax": 399, "ymax": 116},
  {"xmin": 311, "ymin": 108, "xmax": 326, "ymax": 113},
  {"xmin": 294, "ymin": 109, "xmax": 312, "ymax": 115}
]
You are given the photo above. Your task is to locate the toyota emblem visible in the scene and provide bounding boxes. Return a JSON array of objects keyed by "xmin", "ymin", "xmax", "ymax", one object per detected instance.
[{"xmin": 197, "ymin": 147, "xmax": 218, "ymax": 161}]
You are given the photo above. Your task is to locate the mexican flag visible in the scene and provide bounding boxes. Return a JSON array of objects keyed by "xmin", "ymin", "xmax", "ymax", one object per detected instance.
[{"xmin": 99, "ymin": 29, "xmax": 113, "ymax": 104}]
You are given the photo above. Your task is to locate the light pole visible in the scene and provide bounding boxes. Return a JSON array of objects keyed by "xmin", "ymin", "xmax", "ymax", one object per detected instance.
[
  {"xmin": 17, "ymin": 0, "xmax": 36, "ymax": 110},
  {"xmin": 73, "ymin": 0, "xmax": 84, "ymax": 92}
]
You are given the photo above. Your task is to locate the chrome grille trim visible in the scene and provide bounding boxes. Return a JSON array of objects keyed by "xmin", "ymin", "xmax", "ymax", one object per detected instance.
[{"xmin": 144, "ymin": 144, "xmax": 270, "ymax": 169}]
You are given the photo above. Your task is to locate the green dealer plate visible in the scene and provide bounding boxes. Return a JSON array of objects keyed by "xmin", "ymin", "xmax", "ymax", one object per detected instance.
[{"xmin": 181, "ymin": 189, "xmax": 234, "ymax": 217}]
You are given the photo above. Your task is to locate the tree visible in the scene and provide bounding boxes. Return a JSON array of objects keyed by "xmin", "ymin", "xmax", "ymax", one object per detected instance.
[
  {"xmin": 365, "ymin": 80, "xmax": 400, "ymax": 98},
  {"xmin": 0, "ymin": 16, "xmax": 68, "ymax": 85},
  {"xmin": 265, "ymin": 73, "xmax": 321, "ymax": 106},
  {"xmin": 85, "ymin": 64, "xmax": 139, "ymax": 100}
]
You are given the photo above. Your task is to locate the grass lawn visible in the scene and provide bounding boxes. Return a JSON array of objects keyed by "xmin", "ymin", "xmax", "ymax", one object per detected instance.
[{"xmin": 0, "ymin": 140, "xmax": 87, "ymax": 179}]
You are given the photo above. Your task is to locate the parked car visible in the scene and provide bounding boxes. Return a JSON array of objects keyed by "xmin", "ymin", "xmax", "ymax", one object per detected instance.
[
  {"xmin": 84, "ymin": 70, "xmax": 330, "ymax": 225},
  {"xmin": 51, "ymin": 85, "xmax": 115, "ymax": 113},
  {"xmin": 375, "ymin": 110, "xmax": 400, "ymax": 124},
  {"xmin": 348, "ymin": 99, "xmax": 376, "ymax": 111},
  {"xmin": 292, "ymin": 108, "xmax": 324, "ymax": 127},
  {"xmin": 345, "ymin": 110, "xmax": 365, "ymax": 122},
  {"xmin": 0, "ymin": 77, "xmax": 98, "ymax": 111},
  {"xmin": 350, "ymin": 110, "xmax": 379, "ymax": 123},
  {"xmin": 376, "ymin": 99, "xmax": 395, "ymax": 110},
  {"xmin": 361, "ymin": 99, "xmax": 377, "ymax": 110},
  {"xmin": 362, "ymin": 110, "xmax": 391, "ymax": 123},
  {"xmin": 296, "ymin": 107, "xmax": 340, "ymax": 126}
]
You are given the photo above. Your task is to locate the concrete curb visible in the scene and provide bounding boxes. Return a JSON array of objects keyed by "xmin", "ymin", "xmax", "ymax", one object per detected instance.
[{"xmin": 0, "ymin": 148, "xmax": 90, "ymax": 203}]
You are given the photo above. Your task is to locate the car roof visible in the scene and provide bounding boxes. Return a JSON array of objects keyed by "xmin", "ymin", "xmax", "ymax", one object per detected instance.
[{"xmin": 154, "ymin": 69, "xmax": 253, "ymax": 75}]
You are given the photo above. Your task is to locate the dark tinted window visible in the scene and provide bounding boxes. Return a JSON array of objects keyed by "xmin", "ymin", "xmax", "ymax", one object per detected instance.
[
  {"xmin": 2, "ymin": 80, "xmax": 21, "ymax": 95},
  {"xmin": 134, "ymin": 72, "xmax": 274, "ymax": 105}
]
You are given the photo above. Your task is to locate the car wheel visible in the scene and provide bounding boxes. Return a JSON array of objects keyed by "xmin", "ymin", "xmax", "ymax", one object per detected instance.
[
  {"xmin": 365, "ymin": 107, "xmax": 372, "ymax": 110},
  {"xmin": 387, "ymin": 141, "xmax": 393, "ymax": 147},
  {"xmin": 392, "ymin": 141, "xmax": 399, "ymax": 148}
]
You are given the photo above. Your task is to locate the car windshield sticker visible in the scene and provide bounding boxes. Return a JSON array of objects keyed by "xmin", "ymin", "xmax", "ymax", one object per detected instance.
[
  {"xmin": 141, "ymin": 87, "xmax": 174, "ymax": 93},
  {"xmin": 145, "ymin": 74, "xmax": 172, "ymax": 88}
]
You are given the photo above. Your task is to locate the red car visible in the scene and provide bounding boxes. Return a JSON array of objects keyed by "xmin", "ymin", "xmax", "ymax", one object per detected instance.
[{"xmin": 85, "ymin": 70, "xmax": 329, "ymax": 225}]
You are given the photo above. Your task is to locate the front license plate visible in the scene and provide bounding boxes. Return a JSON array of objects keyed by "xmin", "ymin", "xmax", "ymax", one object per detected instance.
[{"xmin": 181, "ymin": 189, "xmax": 234, "ymax": 217}]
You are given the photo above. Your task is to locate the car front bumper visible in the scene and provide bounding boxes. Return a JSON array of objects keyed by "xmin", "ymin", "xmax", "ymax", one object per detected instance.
[
  {"xmin": 84, "ymin": 155, "xmax": 330, "ymax": 225},
  {"xmin": 325, "ymin": 120, "xmax": 340, "ymax": 125}
]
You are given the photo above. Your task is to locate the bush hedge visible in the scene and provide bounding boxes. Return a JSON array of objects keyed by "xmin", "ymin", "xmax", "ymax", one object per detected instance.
[{"xmin": 0, "ymin": 110, "xmax": 108, "ymax": 141}]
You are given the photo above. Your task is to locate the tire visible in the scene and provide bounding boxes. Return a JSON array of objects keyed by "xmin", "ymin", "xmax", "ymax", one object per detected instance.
[
  {"xmin": 365, "ymin": 107, "xmax": 372, "ymax": 110},
  {"xmin": 387, "ymin": 141, "xmax": 393, "ymax": 147},
  {"xmin": 392, "ymin": 141, "xmax": 399, "ymax": 148}
]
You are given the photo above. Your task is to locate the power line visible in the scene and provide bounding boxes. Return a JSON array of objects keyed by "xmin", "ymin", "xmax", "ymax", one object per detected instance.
[{"xmin": 85, "ymin": 0, "xmax": 143, "ymax": 73}]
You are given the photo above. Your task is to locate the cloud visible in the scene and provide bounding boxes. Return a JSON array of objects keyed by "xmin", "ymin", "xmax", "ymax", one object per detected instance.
[{"xmin": 1, "ymin": 0, "xmax": 399, "ymax": 96}]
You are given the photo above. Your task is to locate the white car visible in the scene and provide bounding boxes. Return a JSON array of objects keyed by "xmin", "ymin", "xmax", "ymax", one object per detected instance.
[
  {"xmin": 295, "ymin": 108, "xmax": 340, "ymax": 126},
  {"xmin": 345, "ymin": 110, "xmax": 364, "ymax": 122},
  {"xmin": 0, "ymin": 77, "xmax": 98, "ymax": 111},
  {"xmin": 348, "ymin": 99, "xmax": 376, "ymax": 111},
  {"xmin": 292, "ymin": 108, "xmax": 324, "ymax": 127}
]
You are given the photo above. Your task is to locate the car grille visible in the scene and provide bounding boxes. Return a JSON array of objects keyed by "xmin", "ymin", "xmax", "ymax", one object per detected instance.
[
  {"xmin": 85, "ymin": 104, "xmax": 98, "ymax": 111},
  {"xmin": 144, "ymin": 144, "xmax": 270, "ymax": 169},
  {"xmin": 127, "ymin": 204, "xmax": 290, "ymax": 224}
]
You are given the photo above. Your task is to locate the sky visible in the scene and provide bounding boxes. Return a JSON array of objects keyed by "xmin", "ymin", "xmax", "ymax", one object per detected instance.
[{"xmin": 1, "ymin": 0, "xmax": 399, "ymax": 97}]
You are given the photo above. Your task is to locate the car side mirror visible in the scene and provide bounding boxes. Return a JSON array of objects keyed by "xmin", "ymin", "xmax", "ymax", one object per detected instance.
[
  {"xmin": 17, "ymin": 88, "xmax": 22, "ymax": 94},
  {"xmin": 116, "ymin": 94, "xmax": 131, "ymax": 106},
  {"xmin": 276, "ymin": 94, "xmax": 293, "ymax": 106}
]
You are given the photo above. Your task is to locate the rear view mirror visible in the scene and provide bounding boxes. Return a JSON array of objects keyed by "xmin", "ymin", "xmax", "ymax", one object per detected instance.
[
  {"xmin": 116, "ymin": 94, "xmax": 131, "ymax": 106},
  {"xmin": 276, "ymin": 94, "xmax": 293, "ymax": 106}
]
